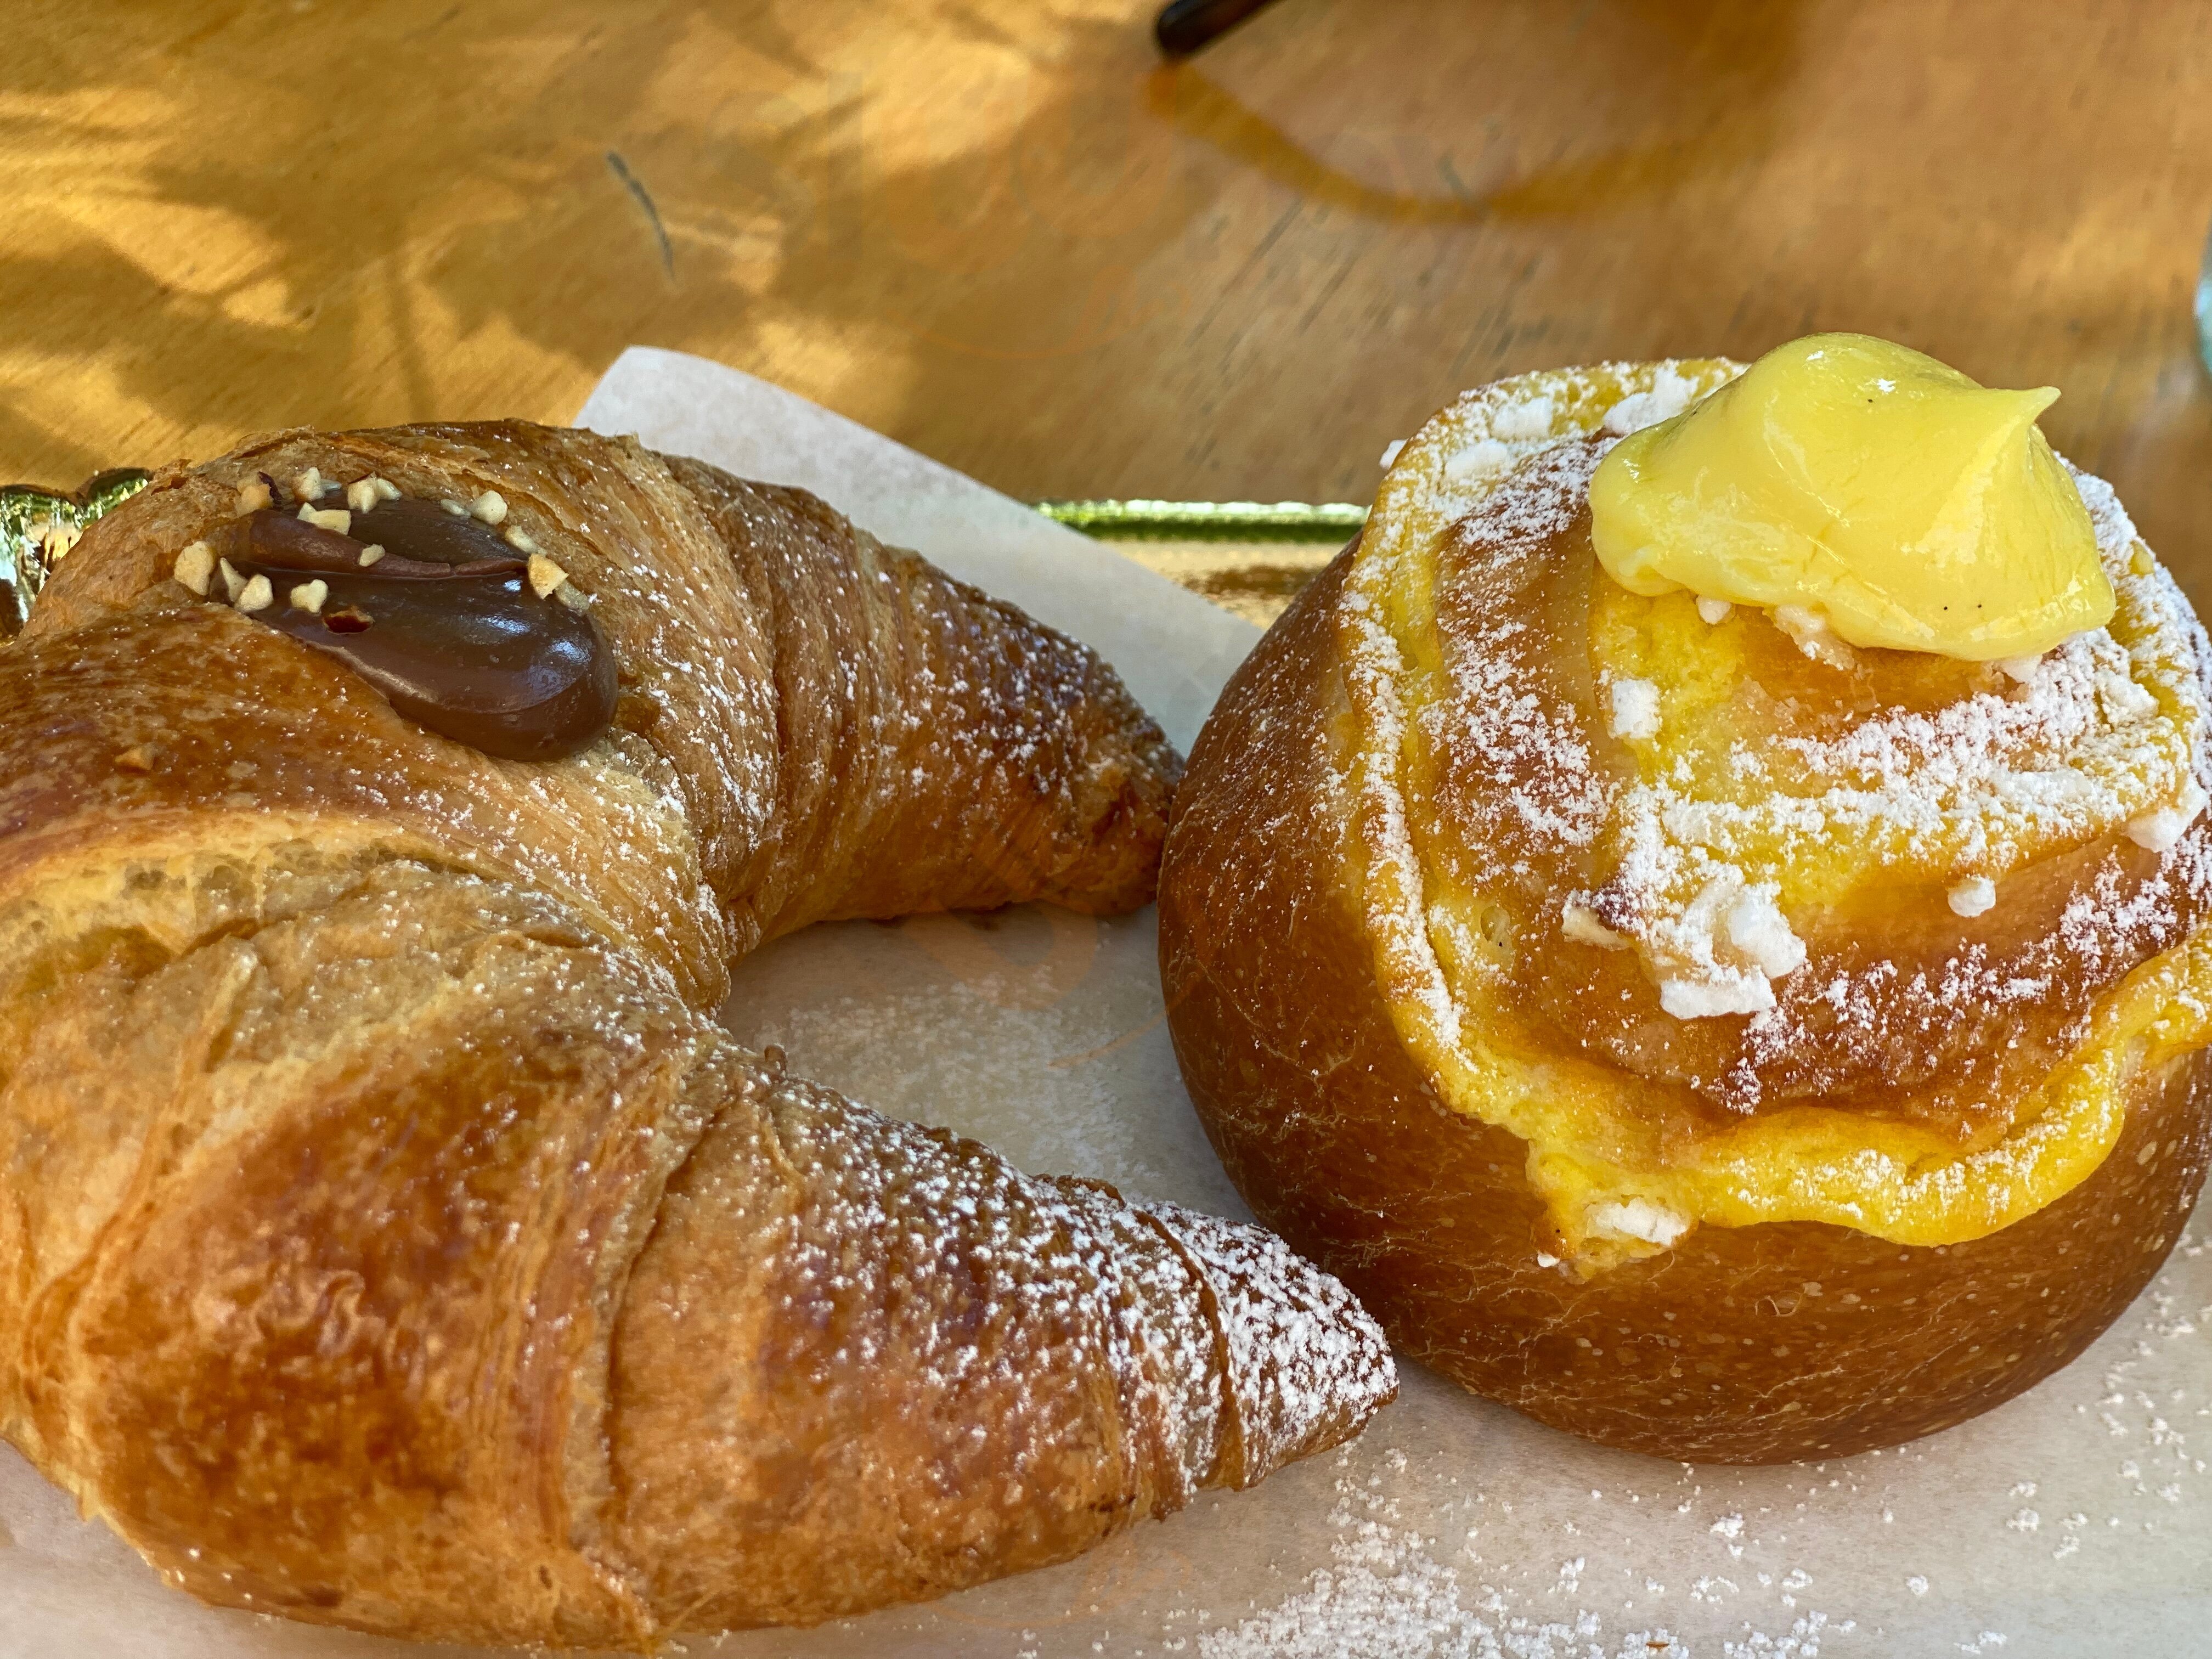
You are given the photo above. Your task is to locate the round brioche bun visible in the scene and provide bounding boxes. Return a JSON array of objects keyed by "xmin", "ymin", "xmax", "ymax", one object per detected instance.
[{"xmin": 1159, "ymin": 360, "xmax": 2212, "ymax": 1463}]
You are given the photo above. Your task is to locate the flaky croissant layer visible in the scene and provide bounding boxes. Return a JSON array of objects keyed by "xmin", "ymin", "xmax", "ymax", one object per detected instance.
[{"xmin": 0, "ymin": 422, "xmax": 1394, "ymax": 1648}]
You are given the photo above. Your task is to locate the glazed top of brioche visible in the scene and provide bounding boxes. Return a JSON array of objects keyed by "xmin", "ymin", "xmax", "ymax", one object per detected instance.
[{"xmin": 1342, "ymin": 346, "xmax": 2212, "ymax": 1272}]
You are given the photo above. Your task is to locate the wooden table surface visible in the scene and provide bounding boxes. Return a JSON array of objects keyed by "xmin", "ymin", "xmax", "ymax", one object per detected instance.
[{"xmin": 7, "ymin": 1, "xmax": 2212, "ymax": 595}]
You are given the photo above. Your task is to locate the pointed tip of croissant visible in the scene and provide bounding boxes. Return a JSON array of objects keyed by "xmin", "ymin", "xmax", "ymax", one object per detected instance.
[{"xmin": 1136, "ymin": 1200, "xmax": 1397, "ymax": 1488}]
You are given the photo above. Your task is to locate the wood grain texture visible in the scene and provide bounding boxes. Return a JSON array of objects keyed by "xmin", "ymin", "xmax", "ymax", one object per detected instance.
[{"xmin": 4, "ymin": 1, "xmax": 2211, "ymax": 595}]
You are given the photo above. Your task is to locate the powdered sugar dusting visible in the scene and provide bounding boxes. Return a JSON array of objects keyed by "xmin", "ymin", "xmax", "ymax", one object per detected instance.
[
  {"xmin": 1347, "ymin": 362, "xmax": 2210, "ymax": 1046},
  {"xmin": 1196, "ymin": 1459, "xmax": 1698, "ymax": 1659},
  {"xmin": 1336, "ymin": 357, "xmax": 2212, "ymax": 1254},
  {"xmin": 1341, "ymin": 361, "xmax": 1745, "ymax": 1076},
  {"xmin": 1341, "ymin": 582, "xmax": 1469, "ymax": 1048},
  {"xmin": 1161, "ymin": 1224, "xmax": 2205, "ymax": 1659},
  {"xmin": 1602, "ymin": 365, "xmax": 1701, "ymax": 436},
  {"xmin": 1136, "ymin": 1199, "xmax": 1398, "ymax": 1487},
  {"xmin": 1581, "ymin": 460, "xmax": 2210, "ymax": 1023},
  {"xmin": 1609, "ymin": 678, "xmax": 1661, "ymax": 742},
  {"xmin": 1431, "ymin": 449, "xmax": 1615, "ymax": 857},
  {"xmin": 11, "ymin": 1203, "xmax": 2207, "ymax": 1654}
]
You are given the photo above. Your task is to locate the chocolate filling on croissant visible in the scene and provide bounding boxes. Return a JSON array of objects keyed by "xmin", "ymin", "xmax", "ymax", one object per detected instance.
[{"xmin": 204, "ymin": 492, "xmax": 616, "ymax": 761}]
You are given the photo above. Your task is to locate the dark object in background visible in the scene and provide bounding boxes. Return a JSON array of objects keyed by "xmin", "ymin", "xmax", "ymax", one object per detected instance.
[{"xmin": 1156, "ymin": 0, "xmax": 1282, "ymax": 55}]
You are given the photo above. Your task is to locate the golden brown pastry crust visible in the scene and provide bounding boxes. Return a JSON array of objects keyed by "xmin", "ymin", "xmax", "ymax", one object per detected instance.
[
  {"xmin": 0, "ymin": 422, "xmax": 1395, "ymax": 1646},
  {"xmin": 1161, "ymin": 536, "xmax": 2212, "ymax": 1464}
]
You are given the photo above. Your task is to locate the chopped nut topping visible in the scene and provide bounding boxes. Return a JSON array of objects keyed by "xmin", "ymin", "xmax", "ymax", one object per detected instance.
[
  {"xmin": 554, "ymin": 582, "xmax": 594, "ymax": 612},
  {"xmin": 114, "ymin": 744, "xmax": 156, "ymax": 774},
  {"xmin": 505, "ymin": 526, "xmax": 539, "ymax": 555},
  {"xmin": 218, "ymin": 557, "xmax": 247, "ymax": 602},
  {"xmin": 297, "ymin": 503, "xmax": 352, "ymax": 535},
  {"xmin": 526, "ymin": 553, "xmax": 568, "ymax": 598},
  {"xmin": 439, "ymin": 498, "xmax": 468, "ymax": 516},
  {"xmin": 469, "ymin": 489, "xmax": 508, "ymax": 525},
  {"xmin": 357, "ymin": 543, "xmax": 386, "ymax": 567},
  {"xmin": 236, "ymin": 573, "xmax": 274, "ymax": 613},
  {"xmin": 173, "ymin": 541, "xmax": 215, "ymax": 596},
  {"xmin": 234, "ymin": 479, "xmax": 273, "ymax": 516},
  {"xmin": 371, "ymin": 476, "xmax": 400, "ymax": 501},
  {"xmin": 290, "ymin": 579, "xmax": 330, "ymax": 614},
  {"xmin": 292, "ymin": 466, "xmax": 326, "ymax": 502},
  {"xmin": 346, "ymin": 478, "xmax": 380, "ymax": 515}
]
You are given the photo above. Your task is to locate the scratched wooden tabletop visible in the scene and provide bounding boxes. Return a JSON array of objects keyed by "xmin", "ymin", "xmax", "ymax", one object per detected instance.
[{"xmin": 6, "ymin": 1, "xmax": 2212, "ymax": 617}]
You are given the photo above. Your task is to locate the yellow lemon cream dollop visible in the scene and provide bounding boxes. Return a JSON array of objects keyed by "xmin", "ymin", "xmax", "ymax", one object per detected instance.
[{"xmin": 1587, "ymin": 333, "xmax": 2114, "ymax": 659}]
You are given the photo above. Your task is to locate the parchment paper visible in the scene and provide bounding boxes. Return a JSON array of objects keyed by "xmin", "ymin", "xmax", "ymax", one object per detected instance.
[{"xmin": 3, "ymin": 349, "xmax": 2206, "ymax": 1659}]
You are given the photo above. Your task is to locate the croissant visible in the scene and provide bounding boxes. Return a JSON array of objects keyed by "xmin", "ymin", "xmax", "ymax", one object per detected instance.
[{"xmin": 0, "ymin": 421, "xmax": 1395, "ymax": 1649}]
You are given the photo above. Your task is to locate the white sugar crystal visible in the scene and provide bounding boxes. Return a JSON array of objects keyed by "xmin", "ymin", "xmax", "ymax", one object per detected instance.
[
  {"xmin": 1444, "ymin": 438, "xmax": 1515, "ymax": 481},
  {"xmin": 1610, "ymin": 676, "xmax": 1662, "ymax": 741},
  {"xmin": 1602, "ymin": 367, "xmax": 1697, "ymax": 436},
  {"xmin": 2126, "ymin": 777, "xmax": 2208, "ymax": 853},
  {"xmin": 1563, "ymin": 901, "xmax": 1629, "ymax": 950},
  {"xmin": 1948, "ymin": 876, "xmax": 1997, "ymax": 917},
  {"xmin": 2099, "ymin": 670, "xmax": 2157, "ymax": 723},
  {"xmin": 1492, "ymin": 394, "xmax": 1557, "ymax": 440},
  {"xmin": 1647, "ymin": 870, "xmax": 1803, "ymax": 1020},
  {"xmin": 1593, "ymin": 1194, "xmax": 1690, "ymax": 1248},
  {"xmin": 1772, "ymin": 603, "xmax": 1856, "ymax": 668},
  {"xmin": 1379, "ymin": 439, "xmax": 1406, "ymax": 469},
  {"xmin": 1661, "ymin": 970, "xmax": 1774, "ymax": 1020},
  {"xmin": 1604, "ymin": 393, "xmax": 1664, "ymax": 435},
  {"xmin": 1697, "ymin": 596, "xmax": 1734, "ymax": 624},
  {"xmin": 1724, "ymin": 886, "xmax": 1806, "ymax": 980}
]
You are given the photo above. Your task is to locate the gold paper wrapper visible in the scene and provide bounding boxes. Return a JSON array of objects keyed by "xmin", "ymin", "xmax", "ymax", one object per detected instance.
[{"xmin": 0, "ymin": 468, "xmax": 152, "ymax": 633}]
